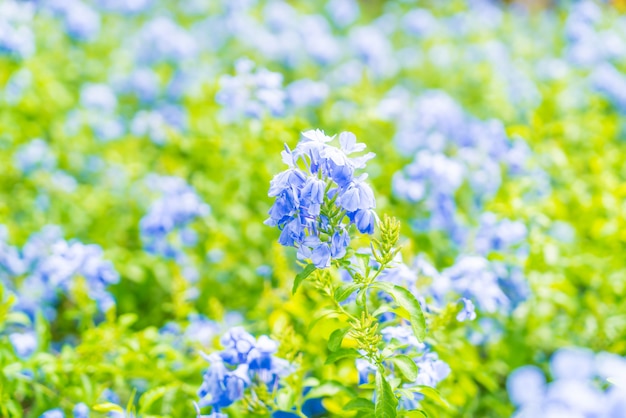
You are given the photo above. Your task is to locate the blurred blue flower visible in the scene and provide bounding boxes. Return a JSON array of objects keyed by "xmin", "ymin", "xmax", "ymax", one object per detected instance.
[
  {"xmin": 0, "ymin": 1, "xmax": 35, "ymax": 59},
  {"xmin": 217, "ymin": 59, "xmax": 286, "ymax": 121},
  {"xmin": 96, "ymin": 0, "xmax": 152, "ymax": 14},
  {"xmin": 591, "ymin": 64, "xmax": 626, "ymax": 112},
  {"xmin": 40, "ymin": 409, "xmax": 64, "ymax": 418},
  {"xmin": 456, "ymin": 298, "xmax": 476, "ymax": 322},
  {"xmin": 80, "ymin": 84, "xmax": 117, "ymax": 113},
  {"xmin": 73, "ymin": 403, "xmax": 89, "ymax": 418},
  {"xmin": 14, "ymin": 139, "xmax": 57, "ymax": 173},
  {"xmin": 60, "ymin": 1, "xmax": 101, "ymax": 42},
  {"xmin": 134, "ymin": 17, "xmax": 198, "ymax": 64},
  {"xmin": 509, "ymin": 348, "xmax": 626, "ymax": 417},
  {"xmin": 140, "ymin": 175, "xmax": 210, "ymax": 260},
  {"xmin": 326, "ymin": 0, "xmax": 359, "ymax": 27},
  {"xmin": 9, "ymin": 330, "xmax": 37, "ymax": 359},
  {"xmin": 286, "ymin": 79, "xmax": 329, "ymax": 109}
]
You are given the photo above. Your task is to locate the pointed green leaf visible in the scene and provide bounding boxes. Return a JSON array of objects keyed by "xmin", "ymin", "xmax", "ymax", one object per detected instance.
[
  {"xmin": 92, "ymin": 403, "xmax": 124, "ymax": 413},
  {"xmin": 304, "ymin": 380, "xmax": 353, "ymax": 399},
  {"xmin": 292, "ymin": 263, "xmax": 317, "ymax": 294},
  {"xmin": 375, "ymin": 370, "xmax": 398, "ymax": 418},
  {"xmin": 335, "ymin": 283, "xmax": 360, "ymax": 302},
  {"xmin": 413, "ymin": 386, "xmax": 450, "ymax": 409},
  {"xmin": 328, "ymin": 327, "xmax": 351, "ymax": 352},
  {"xmin": 343, "ymin": 398, "xmax": 375, "ymax": 412},
  {"xmin": 325, "ymin": 348, "xmax": 360, "ymax": 364},
  {"xmin": 371, "ymin": 283, "xmax": 426, "ymax": 341},
  {"xmin": 308, "ymin": 309, "xmax": 340, "ymax": 332},
  {"xmin": 390, "ymin": 355, "xmax": 418, "ymax": 382},
  {"xmin": 405, "ymin": 410, "xmax": 429, "ymax": 418},
  {"xmin": 126, "ymin": 388, "xmax": 137, "ymax": 412}
]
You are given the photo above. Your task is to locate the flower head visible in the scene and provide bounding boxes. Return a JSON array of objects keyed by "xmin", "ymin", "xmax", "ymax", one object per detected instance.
[{"xmin": 266, "ymin": 130, "xmax": 377, "ymax": 268}]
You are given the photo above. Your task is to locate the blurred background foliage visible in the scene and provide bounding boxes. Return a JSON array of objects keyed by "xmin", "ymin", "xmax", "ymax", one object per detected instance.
[{"xmin": 1, "ymin": 0, "xmax": 626, "ymax": 416}]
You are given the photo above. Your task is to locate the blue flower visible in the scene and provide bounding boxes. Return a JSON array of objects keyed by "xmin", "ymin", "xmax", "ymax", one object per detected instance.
[
  {"xmin": 134, "ymin": 17, "xmax": 198, "ymax": 64},
  {"xmin": 456, "ymin": 298, "xmax": 476, "ymax": 322},
  {"xmin": 117, "ymin": 68, "xmax": 160, "ymax": 103},
  {"xmin": 80, "ymin": 83, "xmax": 117, "ymax": 114},
  {"xmin": 350, "ymin": 209, "xmax": 376, "ymax": 235},
  {"xmin": 330, "ymin": 230, "xmax": 350, "ymax": 259},
  {"xmin": 339, "ymin": 176, "xmax": 376, "ymax": 212},
  {"xmin": 286, "ymin": 79, "xmax": 329, "ymax": 109},
  {"xmin": 96, "ymin": 0, "xmax": 152, "ymax": 14},
  {"xmin": 0, "ymin": 1, "xmax": 35, "ymax": 59},
  {"xmin": 381, "ymin": 325, "xmax": 423, "ymax": 351},
  {"xmin": 442, "ymin": 256, "xmax": 509, "ymax": 314},
  {"xmin": 14, "ymin": 139, "xmax": 57, "ymax": 173},
  {"xmin": 216, "ymin": 59, "xmax": 286, "ymax": 121},
  {"xmin": 9, "ymin": 330, "xmax": 37, "ymax": 359},
  {"xmin": 415, "ymin": 352, "xmax": 450, "ymax": 387},
  {"xmin": 40, "ymin": 409, "xmax": 64, "ymax": 418},
  {"xmin": 61, "ymin": 1, "xmax": 101, "ymax": 42},
  {"xmin": 507, "ymin": 365, "xmax": 546, "ymax": 407},
  {"xmin": 198, "ymin": 328, "xmax": 293, "ymax": 411},
  {"xmin": 326, "ymin": 0, "xmax": 359, "ymax": 27},
  {"xmin": 73, "ymin": 403, "xmax": 89, "ymax": 418},
  {"xmin": 508, "ymin": 348, "xmax": 626, "ymax": 416},
  {"xmin": 591, "ymin": 64, "xmax": 626, "ymax": 112},
  {"xmin": 140, "ymin": 175, "xmax": 210, "ymax": 260},
  {"xmin": 266, "ymin": 130, "xmax": 376, "ymax": 269}
]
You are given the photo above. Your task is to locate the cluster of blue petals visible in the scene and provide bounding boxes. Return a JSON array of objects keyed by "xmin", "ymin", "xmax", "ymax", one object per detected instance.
[
  {"xmin": 266, "ymin": 129, "xmax": 376, "ymax": 268},
  {"xmin": 508, "ymin": 348, "xmax": 626, "ymax": 417},
  {"xmin": 197, "ymin": 327, "xmax": 292, "ymax": 413},
  {"xmin": 0, "ymin": 225, "xmax": 119, "ymax": 359}
]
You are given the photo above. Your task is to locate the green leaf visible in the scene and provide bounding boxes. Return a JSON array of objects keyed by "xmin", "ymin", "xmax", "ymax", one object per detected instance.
[
  {"xmin": 356, "ymin": 288, "xmax": 368, "ymax": 307},
  {"xmin": 292, "ymin": 263, "xmax": 317, "ymax": 294},
  {"xmin": 305, "ymin": 381, "xmax": 350, "ymax": 399},
  {"xmin": 325, "ymin": 348, "xmax": 360, "ymax": 364},
  {"xmin": 139, "ymin": 386, "xmax": 169, "ymax": 413},
  {"xmin": 372, "ymin": 283, "xmax": 426, "ymax": 341},
  {"xmin": 343, "ymin": 398, "xmax": 375, "ymax": 412},
  {"xmin": 372, "ymin": 305, "xmax": 394, "ymax": 318},
  {"xmin": 92, "ymin": 403, "xmax": 124, "ymax": 413},
  {"xmin": 375, "ymin": 370, "xmax": 398, "ymax": 418},
  {"xmin": 413, "ymin": 386, "xmax": 450, "ymax": 409},
  {"xmin": 405, "ymin": 410, "xmax": 429, "ymax": 418},
  {"xmin": 328, "ymin": 327, "xmax": 351, "ymax": 352},
  {"xmin": 335, "ymin": 283, "xmax": 360, "ymax": 302},
  {"xmin": 390, "ymin": 355, "xmax": 418, "ymax": 382},
  {"xmin": 126, "ymin": 388, "xmax": 137, "ymax": 412},
  {"xmin": 307, "ymin": 309, "xmax": 340, "ymax": 332}
]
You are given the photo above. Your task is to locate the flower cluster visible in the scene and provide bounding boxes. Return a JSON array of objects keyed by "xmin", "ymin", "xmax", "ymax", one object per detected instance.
[
  {"xmin": 473, "ymin": 212, "xmax": 528, "ymax": 257},
  {"xmin": 564, "ymin": 1, "xmax": 625, "ymax": 68},
  {"xmin": 44, "ymin": 0, "xmax": 101, "ymax": 42},
  {"xmin": 132, "ymin": 17, "xmax": 198, "ymax": 65},
  {"xmin": 0, "ymin": 225, "xmax": 119, "ymax": 358},
  {"xmin": 216, "ymin": 58, "xmax": 286, "ymax": 122},
  {"xmin": 140, "ymin": 174, "xmax": 210, "ymax": 264},
  {"xmin": 14, "ymin": 139, "xmax": 57, "ymax": 173},
  {"xmin": 13, "ymin": 138, "xmax": 79, "ymax": 196},
  {"xmin": 590, "ymin": 63, "xmax": 626, "ymax": 113},
  {"xmin": 65, "ymin": 83, "xmax": 125, "ymax": 142},
  {"xmin": 265, "ymin": 129, "xmax": 376, "ymax": 268},
  {"xmin": 0, "ymin": 0, "xmax": 35, "ymax": 59},
  {"xmin": 197, "ymin": 327, "xmax": 293, "ymax": 413},
  {"xmin": 418, "ymin": 253, "xmax": 527, "ymax": 318},
  {"xmin": 392, "ymin": 91, "xmax": 527, "ymax": 242},
  {"xmin": 508, "ymin": 348, "xmax": 626, "ymax": 417}
]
